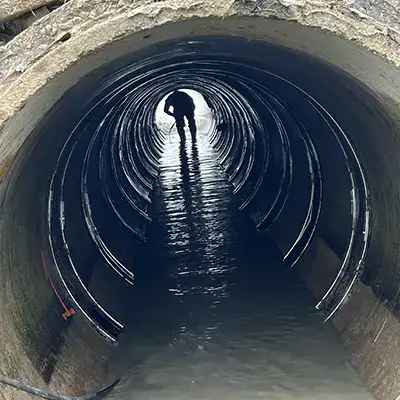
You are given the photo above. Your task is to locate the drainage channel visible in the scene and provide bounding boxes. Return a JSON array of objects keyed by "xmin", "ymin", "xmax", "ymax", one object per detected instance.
[{"xmin": 0, "ymin": 34, "xmax": 399, "ymax": 400}]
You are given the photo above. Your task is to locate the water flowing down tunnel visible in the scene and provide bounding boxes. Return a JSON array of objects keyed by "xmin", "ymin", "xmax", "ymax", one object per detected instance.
[{"xmin": 1, "ymin": 6, "xmax": 400, "ymax": 400}]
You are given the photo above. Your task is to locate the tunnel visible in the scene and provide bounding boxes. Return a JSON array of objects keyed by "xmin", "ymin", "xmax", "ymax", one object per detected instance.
[{"xmin": 0, "ymin": 3, "xmax": 400, "ymax": 400}]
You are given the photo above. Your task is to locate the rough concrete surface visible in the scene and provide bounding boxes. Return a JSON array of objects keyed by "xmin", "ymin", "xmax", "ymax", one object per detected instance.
[
  {"xmin": 0, "ymin": 0, "xmax": 59, "ymax": 23},
  {"xmin": 300, "ymin": 238, "xmax": 400, "ymax": 400},
  {"xmin": 20, "ymin": 6, "xmax": 51, "ymax": 30},
  {"xmin": 334, "ymin": 282, "xmax": 400, "ymax": 400}
]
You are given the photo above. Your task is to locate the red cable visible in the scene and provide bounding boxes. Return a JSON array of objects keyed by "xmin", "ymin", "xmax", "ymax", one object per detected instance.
[{"xmin": 41, "ymin": 250, "xmax": 74, "ymax": 317}]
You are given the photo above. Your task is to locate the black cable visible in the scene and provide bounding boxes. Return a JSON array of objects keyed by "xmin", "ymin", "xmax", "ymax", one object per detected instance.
[{"xmin": 0, "ymin": 374, "xmax": 120, "ymax": 399}]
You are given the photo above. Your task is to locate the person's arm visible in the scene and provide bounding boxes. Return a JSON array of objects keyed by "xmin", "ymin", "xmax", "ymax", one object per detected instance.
[{"xmin": 164, "ymin": 99, "xmax": 174, "ymax": 117}]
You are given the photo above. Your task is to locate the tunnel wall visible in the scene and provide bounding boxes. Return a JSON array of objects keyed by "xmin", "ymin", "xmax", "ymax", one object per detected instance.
[
  {"xmin": 0, "ymin": 0, "xmax": 56, "ymax": 23},
  {"xmin": 301, "ymin": 238, "xmax": 400, "ymax": 400},
  {"xmin": 1, "ymin": 1, "xmax": 400, "ymax": 399}
]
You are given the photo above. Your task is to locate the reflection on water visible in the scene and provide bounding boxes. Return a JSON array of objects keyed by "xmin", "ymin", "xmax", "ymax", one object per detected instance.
[
  {"xmin": 169, "ymin": 140, "xmax": 236, "ymax": 303},
  {"xmin": 108, "ymin": 129, "xmax": 374, "ymax": 400}
]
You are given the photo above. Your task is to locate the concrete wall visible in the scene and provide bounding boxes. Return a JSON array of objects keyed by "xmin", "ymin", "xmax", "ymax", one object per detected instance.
[
  {"xmin": 1, "ymin": 1, "xmax": 400, "ymax": 399},
  {"xmin": 299, "ymin": 238, "xmax": 400, "ymax": 400},
  {"xmin": 0, "ymin": 1, "xmax": 61, "ymax": 23}
]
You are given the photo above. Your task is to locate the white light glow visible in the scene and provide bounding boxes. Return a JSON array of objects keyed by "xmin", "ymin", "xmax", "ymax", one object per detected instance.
[{"xmin": 155, "ymin": 89, "xmax": 213, "ymax": 134}]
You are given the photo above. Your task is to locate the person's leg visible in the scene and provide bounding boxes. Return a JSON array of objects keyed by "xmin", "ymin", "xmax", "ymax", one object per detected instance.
[
  {"xmin": 175, "ymin": 115, "xmax": 185, "ymax": 143},
  {"xmin": 186, "ymin": 111, "xmax": 197, "ymax": 142}
]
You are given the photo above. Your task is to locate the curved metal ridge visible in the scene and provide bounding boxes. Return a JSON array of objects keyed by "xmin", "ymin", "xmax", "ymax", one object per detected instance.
[{"xmin": 44, "ymin": 37, "xmax": 370, "ymax": 340}]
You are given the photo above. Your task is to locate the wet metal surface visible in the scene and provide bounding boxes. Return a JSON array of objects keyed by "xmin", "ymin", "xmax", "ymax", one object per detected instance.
[
  {"xmin": 107, "ymin": 129, "xmax": 374, "ymax": 400},
  {"xmin": 10, "ymin": 38, "xmax": 370, "ymax": 350}
]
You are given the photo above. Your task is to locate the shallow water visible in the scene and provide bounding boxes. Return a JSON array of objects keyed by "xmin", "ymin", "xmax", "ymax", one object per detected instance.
[{"xmin": 107, "ymin": 128, "xmax": 374, "ymax": 400}]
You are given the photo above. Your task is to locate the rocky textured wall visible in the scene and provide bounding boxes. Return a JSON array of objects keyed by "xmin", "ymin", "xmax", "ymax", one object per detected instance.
[
  {"xmin": 0, "ymin": 0, "xmax": 60, "ymax": 22},
  {"xmin": 0, "ymin": 1, "xmax": 67, "ymax": 45}
]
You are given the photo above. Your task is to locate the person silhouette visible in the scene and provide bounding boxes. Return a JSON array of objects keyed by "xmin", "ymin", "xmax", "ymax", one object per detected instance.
[{"xmin": 164, "ymin": 90, "xmax": 197, "ymax": 143}]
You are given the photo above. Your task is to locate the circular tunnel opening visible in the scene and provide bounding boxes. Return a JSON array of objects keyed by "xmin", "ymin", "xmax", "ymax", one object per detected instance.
[
  {"xmin": 1, "ymin": 21, "xmax": 400, "ymax": 400},
  {"xmin": 155, "ymin": 89, "xmax": 213, "ymax": 135}
]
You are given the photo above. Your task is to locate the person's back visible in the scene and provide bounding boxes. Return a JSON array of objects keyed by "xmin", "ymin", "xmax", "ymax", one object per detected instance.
[{"xmin": 165, "ymin": 91, "xmax": 195, "ymax": 115}]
